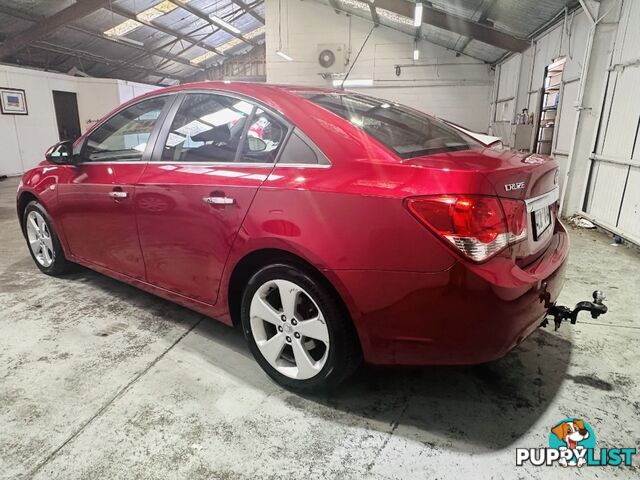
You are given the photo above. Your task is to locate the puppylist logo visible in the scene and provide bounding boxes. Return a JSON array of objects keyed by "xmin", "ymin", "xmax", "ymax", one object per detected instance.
[{"xmin": 516, "ymin": 418, "xmax": 636, "ymax": 468}]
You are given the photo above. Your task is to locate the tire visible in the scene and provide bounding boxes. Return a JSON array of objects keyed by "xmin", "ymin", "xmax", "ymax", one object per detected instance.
[
  {"xmin": 241, "ymin": 263, "xmax": 361, "ymax": 393},
  {"xmin": 23, "ymin": 201, "xmax": 72, "ymax": 276}
]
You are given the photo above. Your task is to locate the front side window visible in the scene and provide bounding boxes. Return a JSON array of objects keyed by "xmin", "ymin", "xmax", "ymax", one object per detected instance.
[
  {"xmin": 301, "ymin": 93, "xmax": 480, "ymax": 159},
  {"xmin": 238, "ymin": 109, "xmax": 287, "ymax": 164},
  {"xmin": 161, "ymin": 93, "xmax": 253, "ymax": 163},
  {"xmin": 83, "ymin": 97, "xmax": 168, "ymax": 162}
]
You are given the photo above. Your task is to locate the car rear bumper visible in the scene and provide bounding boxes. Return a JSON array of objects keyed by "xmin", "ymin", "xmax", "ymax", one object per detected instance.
[{"xmin": 330, "ymin": 221, "xmax": 569, "ymax": 365}]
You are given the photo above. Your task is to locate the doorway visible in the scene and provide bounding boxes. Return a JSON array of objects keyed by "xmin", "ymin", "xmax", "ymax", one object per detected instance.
[{"xmin": 52, "ymin": 90, "xmax": 81, "ymax": 141}]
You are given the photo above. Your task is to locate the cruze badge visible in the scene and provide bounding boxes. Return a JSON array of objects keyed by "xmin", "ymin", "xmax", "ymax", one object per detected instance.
[{"xmin": 505, "ymin": 181, "xmax": 525, "ymax": 191}]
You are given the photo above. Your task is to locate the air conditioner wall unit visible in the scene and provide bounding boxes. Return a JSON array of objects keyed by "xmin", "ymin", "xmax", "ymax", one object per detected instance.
[{"xmin": 316, "ymin": 43, "xmax": 346, "ymax": 74}]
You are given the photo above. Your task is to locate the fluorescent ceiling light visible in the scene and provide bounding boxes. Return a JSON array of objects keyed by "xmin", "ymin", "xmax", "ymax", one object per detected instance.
[
  {"xmin": 380, "ymin": 103, "xmax": 390, "ymax": 108},
  {"xmin": 119, "ymin": 37, "xmax": 145, "ymax": 47},
  {"xmin": 414, "ymin": 2, "xmax": 423, "ymax": 27},
  {"xmin": 413, "ymin": 47, "xmax": 419, "ymax": 60},
  {"xmin": 190, "ymin": 51, "xmax": 217, "ymax": 64},
  {"xmin": 210, "ymin": 15, "xmax": 242, "ymax": 34},
  {"xmin": 332, "ymin": 79, "xmax": 374, "ymax": 87},
  {"xmin": 276, "ymin": 50, "xmax": 294, "ymax": 61}
]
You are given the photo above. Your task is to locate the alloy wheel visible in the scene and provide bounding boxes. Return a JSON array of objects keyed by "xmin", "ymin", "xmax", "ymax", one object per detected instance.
[
  {"xmin": 26, "ymin": 211, "xmax": 54, "ymax": 268},
  {"xmin": 249, "ymin": 279, "xmax": 330, "ymax": 380}
]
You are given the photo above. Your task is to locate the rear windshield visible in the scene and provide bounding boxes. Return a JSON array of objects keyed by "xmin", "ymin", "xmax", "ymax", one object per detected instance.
[{"xmin": 301, "ymin": 93, "xmax": 480, "ymax": 159}]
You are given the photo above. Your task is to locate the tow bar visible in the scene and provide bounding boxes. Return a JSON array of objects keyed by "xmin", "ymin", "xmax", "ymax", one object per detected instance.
[{"xmin": 541, "ymin": 290, "xmax": 608, "ymax": 331}]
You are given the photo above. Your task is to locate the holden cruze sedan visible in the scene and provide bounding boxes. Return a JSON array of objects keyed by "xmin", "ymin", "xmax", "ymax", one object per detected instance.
[{"xmin": 17, "ymin": 82, "xmax": 567, "ymax": 392}]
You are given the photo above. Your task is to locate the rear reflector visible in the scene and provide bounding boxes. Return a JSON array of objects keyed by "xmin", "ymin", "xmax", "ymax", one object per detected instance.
[{"xmin": 406, "ymin": 195, "xmax": 527, "ymax": 262}]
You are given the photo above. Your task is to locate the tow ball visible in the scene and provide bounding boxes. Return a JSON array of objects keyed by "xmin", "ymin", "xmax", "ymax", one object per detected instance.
[{"xmin": 540, "ymin": 290, "xmax": 608, "ymax": 331}]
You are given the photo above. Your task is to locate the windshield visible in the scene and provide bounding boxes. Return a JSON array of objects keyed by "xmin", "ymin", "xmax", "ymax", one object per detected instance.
[{"xmin": 301, "ymin": 93, "xmax": 480, "ymax": 159}]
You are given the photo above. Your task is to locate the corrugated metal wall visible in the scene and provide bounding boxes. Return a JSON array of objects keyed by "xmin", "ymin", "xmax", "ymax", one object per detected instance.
[
  {"xmin": 492, "ymin": 54, "xmax": 520, "ymax": 142},
  {"xmin": 491, "ymin": 9, "xmax": 590, "ymax": 160},
  {"xmin": 584, "ymin": 0, "xmax": 640, "ymax": 243},
  {"xmin": 492, "ymin": 2, "xmax": 640, "ymax": 245}
]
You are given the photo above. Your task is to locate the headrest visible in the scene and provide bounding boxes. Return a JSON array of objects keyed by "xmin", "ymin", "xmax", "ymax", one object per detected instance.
[{"xmin": 192, "ymin": 124, "xmax": 230, "ymax": 143}]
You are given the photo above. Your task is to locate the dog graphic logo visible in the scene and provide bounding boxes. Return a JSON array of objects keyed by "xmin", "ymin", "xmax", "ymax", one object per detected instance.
[
  {"xmin": 549, "ymin": 418, "xmax": 594, "ymax": 467},
  {"xmin": 517, "ymin": 417, "xmax": 636, "ymax": 467}
]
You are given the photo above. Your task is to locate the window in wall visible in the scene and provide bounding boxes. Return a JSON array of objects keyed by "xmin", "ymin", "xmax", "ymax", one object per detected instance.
[
  {"xmin": 161, "ymin": 93, "xmax": 254, "ymax": 163},
  {"xmin": 238, "ymin": 109, "xmax": 287, "ymax": 164},
  {"xmin": 83, "ymin": 97, "xmax": 168, "ymax": 162}
]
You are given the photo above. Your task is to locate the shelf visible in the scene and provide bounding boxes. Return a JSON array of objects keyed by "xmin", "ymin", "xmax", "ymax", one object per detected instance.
[
  {"xmin": 545, "ymin": 87, "xmax": 560, "ymax": 92},
  {"xmin": 542, "ymin": 106, "xmax": 558, "ymax": 111},
  {"xmin": 537, "ymin": 140, "xmax": 553, "ymax": 144}
]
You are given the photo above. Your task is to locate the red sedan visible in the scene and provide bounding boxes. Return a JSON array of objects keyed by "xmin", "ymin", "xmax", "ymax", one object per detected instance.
[{"xmin": 17, "ymin": 82, "xmax": 567, "ymax": 392}]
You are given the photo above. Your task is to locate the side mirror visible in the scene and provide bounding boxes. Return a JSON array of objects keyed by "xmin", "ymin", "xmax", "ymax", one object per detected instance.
[
  {"xmin": 45, "ymin": 140, "xmax": 76, "ymax": 165},
  {"xmin": 247, "ymin": 136, "xmax": 267, "ymax": 153}
]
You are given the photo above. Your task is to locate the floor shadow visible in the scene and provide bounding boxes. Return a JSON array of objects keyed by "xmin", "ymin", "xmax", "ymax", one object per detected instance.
[
  {"xmin": 193, "ymin": 315, "xmax": 573, "ymax": 453},
  {"xmin": 19, "ymin": 263, "xmax": 574, "ymax": 453}
]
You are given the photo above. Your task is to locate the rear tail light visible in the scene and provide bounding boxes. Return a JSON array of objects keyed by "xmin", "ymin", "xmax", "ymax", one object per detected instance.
[{"xmin": 406, "ymin": 195, "xmax": 527, "ymax": 262}]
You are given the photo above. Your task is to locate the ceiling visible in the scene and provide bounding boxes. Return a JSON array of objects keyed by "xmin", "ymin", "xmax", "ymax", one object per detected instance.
[
  {"xmin": 0, "ymin": 0, "xmax": 580, "ymax": 85},
  {"xmin": 0, "ymin": 0, "xmax": 265, "ymax": 85},
  {"xmin": 319, "ymin": 0, "xmax": 581, "ymax": 63}
]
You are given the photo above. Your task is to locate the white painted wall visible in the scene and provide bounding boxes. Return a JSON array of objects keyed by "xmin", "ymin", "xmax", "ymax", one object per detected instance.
[
  {"xmin": 0, "ymin": 63, "xmax": 158, "ymax": 176},
  {"xmin": 265, "ymin": 0, "xmax": 494, "ymax": 132}
]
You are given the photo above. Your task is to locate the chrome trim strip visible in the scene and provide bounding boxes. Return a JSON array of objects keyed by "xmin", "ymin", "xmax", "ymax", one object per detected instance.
[
  {"xmin": 525, "ymin": 186, "xmax": 559, "ymax": 213},
  {"xmin": 74, "ymin": 160, "xmax": 330, "ymax": 169},
  {"xmin": 272, "ymin": 163, "xmax": 331, "ymax": 169}
]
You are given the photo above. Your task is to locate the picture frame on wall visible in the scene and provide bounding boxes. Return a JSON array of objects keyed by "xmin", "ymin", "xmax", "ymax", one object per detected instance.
[{"xmin": 0, "ymin": 88, "xmax": 28, "ymax": 115}]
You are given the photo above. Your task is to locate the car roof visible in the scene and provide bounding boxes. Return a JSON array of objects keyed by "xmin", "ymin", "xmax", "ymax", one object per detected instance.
[{"xmin": 146, "ymin": 81, "xmax": 342, "ymax": 98}]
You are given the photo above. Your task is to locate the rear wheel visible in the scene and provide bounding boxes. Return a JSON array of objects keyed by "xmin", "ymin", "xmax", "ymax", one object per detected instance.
[
  {"xmin": 241, "ymin": 264, "xmax": 360, "ymax": 392},
  {"xmin": 23, "ymin": 201, "xmax": 71, "ymax": 276}
]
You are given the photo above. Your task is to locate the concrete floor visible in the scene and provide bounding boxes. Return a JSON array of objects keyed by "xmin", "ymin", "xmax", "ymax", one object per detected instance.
[{"xmin": 0, "ymin": 176, "xmax": 638, "ymax": 480}]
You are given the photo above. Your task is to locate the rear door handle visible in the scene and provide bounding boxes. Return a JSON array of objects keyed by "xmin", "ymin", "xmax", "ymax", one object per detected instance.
[
  {"xmin": 109, "ymin": 191, "xmax": 128, "ymax": 199},
  {"xmin": 203, "ymin": 196, "xmax": 234, "ymax": 205}
]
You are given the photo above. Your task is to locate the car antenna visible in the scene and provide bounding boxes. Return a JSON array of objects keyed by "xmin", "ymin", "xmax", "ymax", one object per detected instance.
[{"xmin": 340, "ymin": 24, "xmax": 376, "ymax": 90}]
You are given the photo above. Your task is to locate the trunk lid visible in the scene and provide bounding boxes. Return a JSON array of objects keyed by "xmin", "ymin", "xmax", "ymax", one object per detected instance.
[{"xmin": 405, "ymin": 147, "xmax": 560, "ymax": 261}]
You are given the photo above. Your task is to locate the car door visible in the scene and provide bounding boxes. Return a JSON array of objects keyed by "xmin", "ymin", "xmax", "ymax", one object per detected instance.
[
  {"xmin": 57, "ymin": 95, "xmax": 172, "ymax": 279},
  {"xmin": 135, "ymin": 92, "xmax": 288, "ymax": 304}
]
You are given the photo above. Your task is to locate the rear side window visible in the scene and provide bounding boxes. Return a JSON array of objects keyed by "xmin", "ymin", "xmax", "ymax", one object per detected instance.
[
  {"xmin": 161, "ymin": 93, "xmax": 253, "ymax": 163},
  {"xmin": 238, "ymin": 108, "xmax": 287, "ymax": 164},
  {"xmin": 83, "ymin": 97, "xmax": 168, "ymax": 162},
  {"xmin": 278, "ymin": 129, "xmax": 329, "ymax": 165},
  {"xmin": 301, "ymin": 93, "xmax": 479, "ymax": 159}
]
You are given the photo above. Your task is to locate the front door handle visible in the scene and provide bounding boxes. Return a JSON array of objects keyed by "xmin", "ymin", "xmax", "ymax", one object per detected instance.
[
  {"xmin": 203, "ymin": 196, "xmax": 234, "ymax": 205},
  {"xmin": 109, "ymin": 191, "xmax": 128, "ymax": 199}
]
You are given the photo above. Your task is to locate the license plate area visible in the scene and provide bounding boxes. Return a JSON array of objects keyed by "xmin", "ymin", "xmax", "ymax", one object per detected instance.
[{"xmin": 532, "ymin": 206, "xmax": 551, "ymax": 240}]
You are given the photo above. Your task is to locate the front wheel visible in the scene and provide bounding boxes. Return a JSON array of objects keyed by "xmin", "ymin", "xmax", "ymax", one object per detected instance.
[
  {"xmin": 241, "ymin": 264, "xmax": 360, "ymax": 392},
  {"xmin": 23, "ymin": 201, "xmax": 72, "ymax": 276}
]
